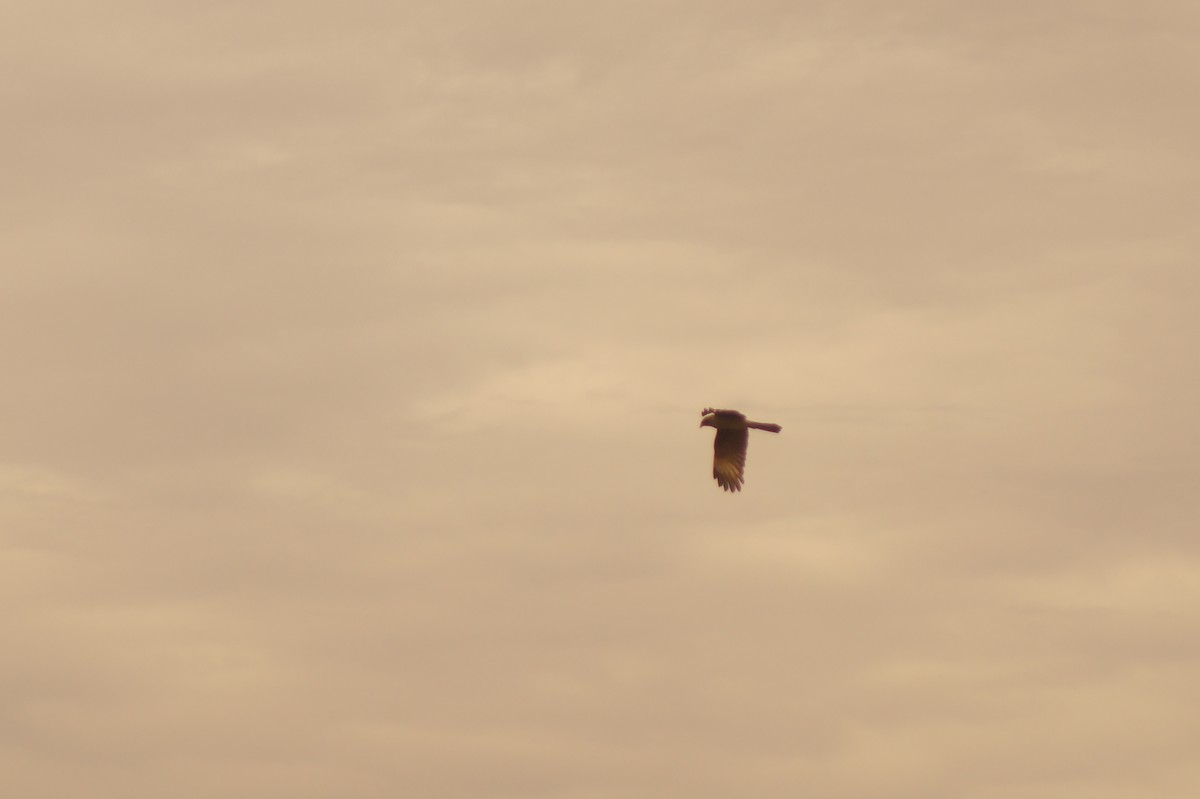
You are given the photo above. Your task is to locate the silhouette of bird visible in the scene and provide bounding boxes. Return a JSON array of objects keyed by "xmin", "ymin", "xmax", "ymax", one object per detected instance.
[{"xmin": 700, "ymin": 408, "xmax": 782, "ymax": 492}]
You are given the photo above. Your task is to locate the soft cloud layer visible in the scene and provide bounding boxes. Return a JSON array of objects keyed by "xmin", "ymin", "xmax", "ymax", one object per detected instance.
[{"xmin": 3, "ymin": 2, "xmax": 1198, "ymax": 797}]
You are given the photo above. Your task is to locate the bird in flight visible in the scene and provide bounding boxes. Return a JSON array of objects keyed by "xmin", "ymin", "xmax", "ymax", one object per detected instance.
[{"xmin": 700, "ymin": 408, "xmax": 782, "ymax": 492}]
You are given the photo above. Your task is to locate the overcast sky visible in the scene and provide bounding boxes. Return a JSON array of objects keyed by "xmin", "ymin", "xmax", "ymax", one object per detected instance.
[{"xmin": 3, "ymin": 2, "xmax": 1199, "ymax": 797}]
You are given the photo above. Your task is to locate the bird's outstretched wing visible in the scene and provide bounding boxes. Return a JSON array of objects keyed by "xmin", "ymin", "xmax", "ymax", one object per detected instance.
[{"xmin": 712, "ymin": 427, "xmax": 749, "ymax": 492}]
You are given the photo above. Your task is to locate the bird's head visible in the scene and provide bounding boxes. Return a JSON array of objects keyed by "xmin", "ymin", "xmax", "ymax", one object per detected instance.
[{"xmin": 700, "ymin": 414, "xmax": 716, "ymax": 429}]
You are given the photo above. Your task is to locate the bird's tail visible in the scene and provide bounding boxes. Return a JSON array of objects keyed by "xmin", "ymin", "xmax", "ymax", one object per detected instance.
[{"xmin": 747, "ymin": 421, "xmax": 782, "ymax": 433}]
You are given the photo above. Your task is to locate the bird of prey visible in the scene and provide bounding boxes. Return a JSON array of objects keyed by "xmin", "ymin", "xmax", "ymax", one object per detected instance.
[{"xmin": 700, "ymin": 408, "xmax": 782, "ymax": 492}]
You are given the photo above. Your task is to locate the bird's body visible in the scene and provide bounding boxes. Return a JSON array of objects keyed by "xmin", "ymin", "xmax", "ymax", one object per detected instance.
[{"xmin": 699, "ymin": 408, "xmax": 781, "ymax": 492}]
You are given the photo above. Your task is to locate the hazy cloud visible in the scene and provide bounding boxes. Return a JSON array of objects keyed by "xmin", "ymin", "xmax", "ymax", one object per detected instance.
[{"xmin": 3, "ymin": 2, "xmax": 1198, "ymax": 797}]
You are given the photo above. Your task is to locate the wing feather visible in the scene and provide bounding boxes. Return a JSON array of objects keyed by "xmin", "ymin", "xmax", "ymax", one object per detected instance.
[{"xmin": 712, "ymin": 427, "xmax": 748, "ymax": 492}]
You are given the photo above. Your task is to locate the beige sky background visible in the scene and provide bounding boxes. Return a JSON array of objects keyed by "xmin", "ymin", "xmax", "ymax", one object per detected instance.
[{"xmin": 3, "ymin": 2, "xmax": 1199, "ymax": 797}]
